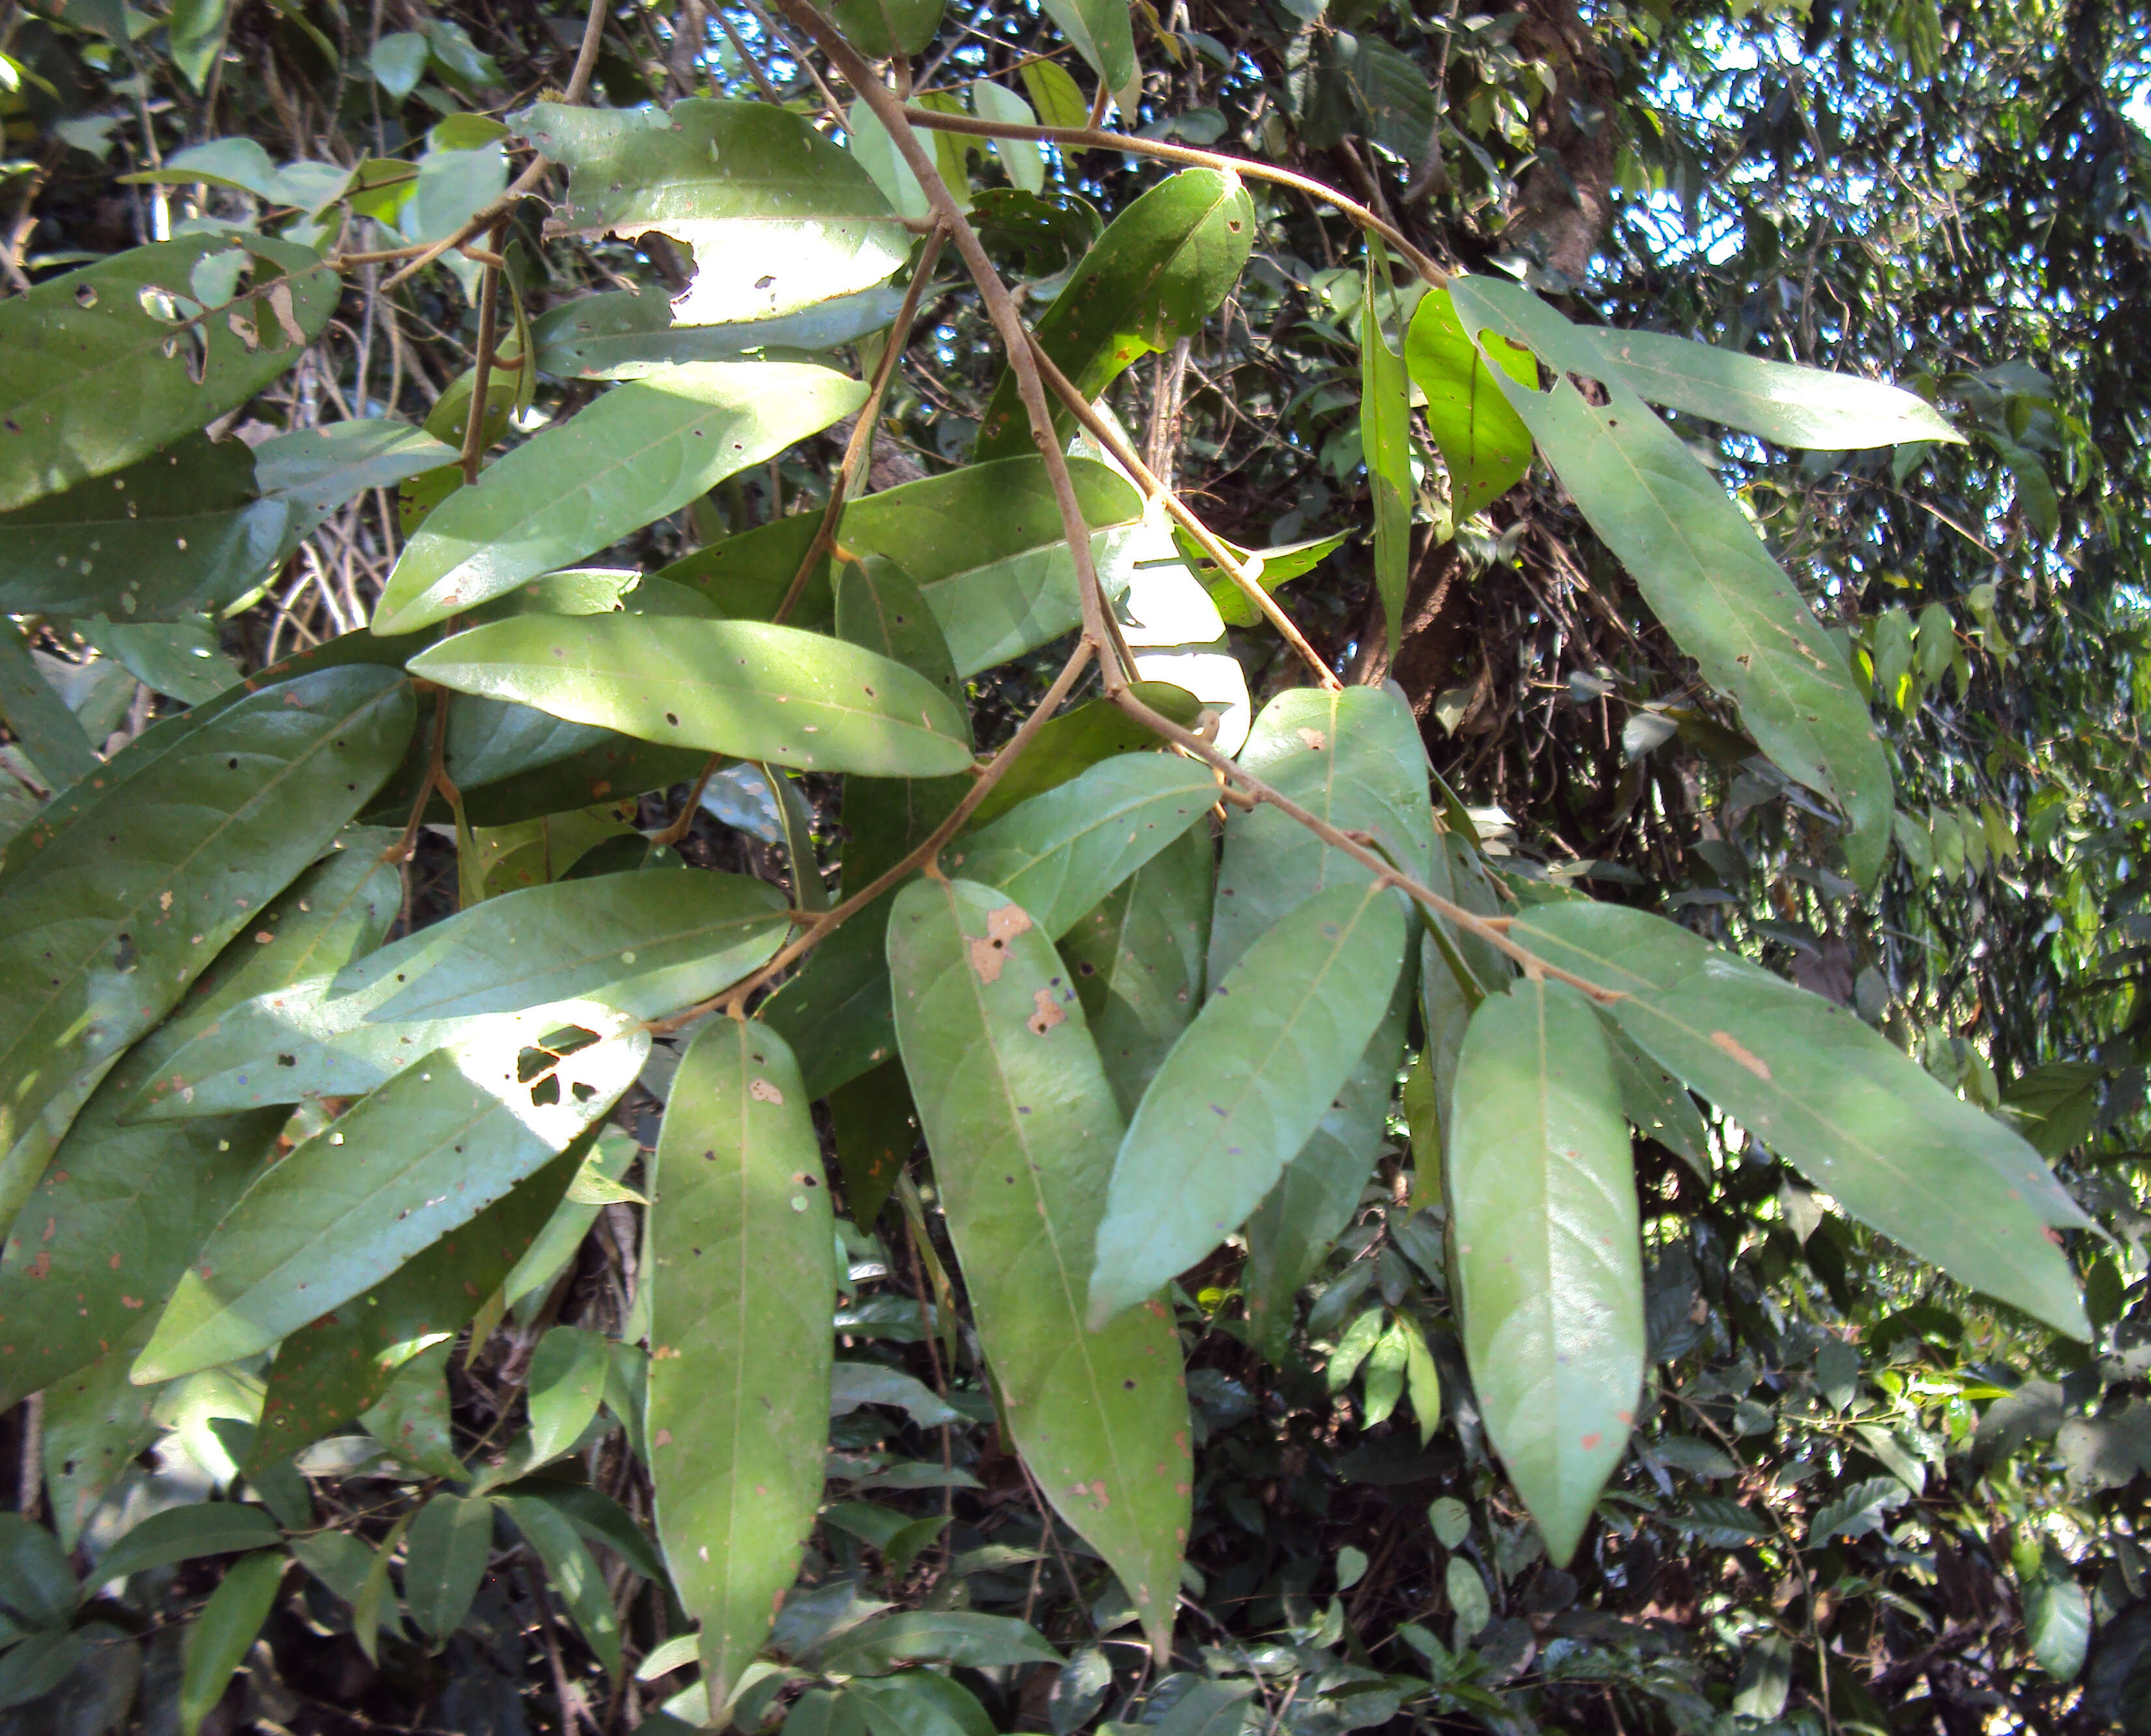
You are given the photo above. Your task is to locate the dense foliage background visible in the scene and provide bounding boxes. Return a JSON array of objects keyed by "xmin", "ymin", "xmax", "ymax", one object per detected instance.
[{"xmin": 3, "ymin": 0, "xmax": 2151, "ymax": 1732}]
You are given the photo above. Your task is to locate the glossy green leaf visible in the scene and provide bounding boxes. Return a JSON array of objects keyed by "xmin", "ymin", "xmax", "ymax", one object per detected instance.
[
  {"xmin": 1243, "ymin": 974, "xmax": 1409, "ymax": 1361},
  {"xmin": 408, "ymin": 614, "xmax": 972, "ymax": 776},
  {"xmin": 0, "ymin": 628, "xmax": 98, "ymax": 788},
  {"xmin": 91, "ymin": 1501, "xmax": 281, "ymax": 1587},
  {"xmin": 373, "ymin": 363, "xmax": 866, "ymax": 632},
  {"xmin": 946, "ymin": 753, "xmax": 1218, "ymax": 938},
  {"xmin": 403, "ymin": 1492, "xmax": 493, "ymax": 1648},
  {"xmin": 818, "ymin": 1611, "xmax": 1059, "ymax": 1675},
  {"xmin": 967, "ymin": 685, "xmax": 1204, "ymax": 826},
  {"xmin": 1567, "ymin": 325, "xmax": 1963, "ymax": 448},
  {"xmin": 1511, "ymin": 899, "xmax": 2089, "ymax": 1336},
  {"xmin": 1450, "ymin": 976, "xmax": 1641, "ymax": 1565},
  {"xmin": 1091, "ymin": 880, "xmax": 1407, "ymax": 1325},
  {"xmin": 179, "ymin": 1550, "xmax": 285, "ymax": 1736},
  {"xmin": 526, "ymin": 1324, "xmax": 609, "ymax": 1463},
  {"xmin": 80, "ymin": 617, "xmax": 241, "ymax": 705},
  {"xmin": 0, "ymin": 666, "xmax": 415, "ymax": 1226},
  {"xmin": 1209, "ymin": 684, "xmax": 1435, "ymax": 980},
  {"xmin": 531, "ymin": 283, "xmax": 909, "ymax": 381},
  {"xmin": 493, "ymin": 1493, "xmax": 622, "ymax": 1676},
  {"xmin": 1444, "ymin": 275, "xmax": 1894, "ymax": 887},
  {"xmin": 1039, "ymin": 0, "xmax": 1140, "ymax": 114},
  {"xmin": 519, "ymin": 99, "xmax": 908, "ymax": 325},
  {"xmin": 1403, "ymin": 287, "xmax": 1535, "ymax": 525},
  {"xmin": 246, "ymin": 1141, "xmax": 584, "ymax": 1470},
  {"xmin": 133, "ymin": 1024, "xmax": 646, "ymax": 1382},
  {"xmin": 647, "ymin": 1020, "xmax": 834, "ymax": 1712},
  {"xmin": 832, "ymin": 0, "xmax": 943, "ymax": 57},
  {"xmin": 886, "ymin": 878, "xmax": 1188, "ymax": 1658},
  {"xmin": 976, "ymin": 171, "xmax": 1255, "ymax": 461},
  {"xmin": 1061, "ymin": 822, "xmax": 1214, "ymax": 1119},
  {"xmin": 0, "ymin": 236, "xmax": 336, "ymax": 511},
  {"xmin": 1361, "ymin": 245, "xmax": 1413, "ymax": 659}
]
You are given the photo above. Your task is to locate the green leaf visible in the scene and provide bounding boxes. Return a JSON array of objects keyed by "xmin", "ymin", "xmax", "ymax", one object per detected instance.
[
  {"xmin": 42, "ymin": 1331, "xmax": 162, "ymax": 1548},
  {"xmin": 370, "ymin": 30, "xmax": 426, "ymax": 95},
  {"xmin": 497, "ymin": 1131, "xmax": 636, "ymax": 1319},
  {"xmin": 1208, "ymin": 685, "xmax": 1437, "ymax": 981},
  {"xmin": 973, "ymin": 81, "xmax": 1046, "ymax": 194},
  {"xmin": 0, "ymin": 667, "xmax": 415, "ymax": 1226},
  {"xmin": 1039, "ymin": 0, "xmax": 1140, "ymax": 115},
  {"xmin": 501, "ymin": 1480, "xmax": 666, "ymax": 1583},
  {"xmin": 1243, "ymin": 974, "xmax": 1409, "ymax": 1360},
  {"xmin": 1450, "ymin": 977, "xmax": 1642, "ymax": 1566},
  {"xmin": 531, "ymin": 284, "xmax": 908, "ymax": 381},
  {"xmin": 1443, "ymin": 275, "xmax": 1894, "ymax": 888},
  {"xmin": 1565, "ymin": 325, "xmax": 1963, "ymax": 449},
  {"xmin": 1446, "ymin": 1555, "xmax": 1490, "ymax": 1646},
  {"xmin": 1178, "ymin": 530, "xmax": 1352, "ymax": 629},
  {"xmin": 0, "ymin": 1512, "xmax": 78, "ymax": 1627},
  {"xmin": 80, "ymin": 616, "xmax": 241, "ymax": 706},
  {"xmin": 1132, "ymin": 1679, "xmax": 1254, "ymax": 1736},
  {"xmin": 402, "ymin": 1492, "xmax": 493, "ymax": 1648},
  {"xmin": 1509, "ymin": 901, "xmax": 2090, "ymax": 1338},
  {"xmin": 1361, "ymin": 1316, "xmax": 1411, "ymax": 1426},
  {"xmin": 493, "ymin": 1493, "xmax": 622, "ymax": 1676},
  {"xmin": 519, "ymin": 99, "xmax": 909, "ymax": 326},
  {"xmin": 830, "ymin": 1060, "xmax": 916, "ymax": 1228},
  {"xmin": 0, "ymin": 1628, "xmax": 91, "ymax": 1711},
  {"xmin": 1806, "ymin": 1475, "xmax": 1905, "ymax": 1544},
  {"xmin": 133, "ymin": 1026, "xmax": 646, "ymax": 1382},
  {"xmin": 1092, "ymin": 881, "xmax": 1407, "ymax": 1324},
  {"xmin": 526, "ymin": 1325, "xmax": 609, "ymax": 1464},
  {"xmin": 817, "ymin": 1611, "xmax": 1059, "ymax": 1675},
  {"xmin": 968, "ymin": 686, "xmax": 1203, "ymax": 828},
  {"xmin": 830, "ymin": 1360, "xmax": 962, "ymax": 1428},
  {"xmin": 178, "ymin": 1550, "xmax": 285, "ymax": 1736},
  {"xmin": 847, "ymin": 1669, "xmax": 997, "ymax": 1736},
  {"xmin": 359, "ymin": 1341, "xmax": 466, "ymax": 1479},
  {"xmin": 1361, "ymin": 244, "xmax": 1413, "ymax": 659},
  {"xmin": 1401, "ymin": 1314, "xmax": 1441, "ymax": 1445},
  {"xmin": 1020, "ymin": 60, "xmax": 1090, "ymax": 130},
  {"xmin": 886, "ymin": 878, "xmax": 1188, "ymax": 1658},
  {"xmin": 1061, "ymin": 822, "xmax": 1214, "ymax": 1119},
  {"xmin": 252, "ymin": 418, "xmax": 460, "ymax": 517},
  {"xmin": 976, "ymin": 171, "xmax": 1254, "ymax": 461},
  {"xmin": 1403, "ymin": 288, "xmax": 1535, "ymax": 525},
  {"xmin": 754, "ymin": 889, "xmax": 906, "ymax": 1103},
  {"xmin": 0, "ymin": 627, "xmax": 98, "ymax": 788},
  {"xmin": 1603, "ymin": 1022, "xmax": 1710, "ymax": 1174},
  {"xmin": 946, "ymin": 753, "xmax": 1218, "ymax": 938},
  {"xmin": 372, "ymin": 363, "xmax": 867, "ymax": 632},
  {"xmin": 0, "ymin": 237, "xmax": 336, "ymax": 511},
  {"xmin": 2019, "ymin": 1546, "xmax": 2090, "ymax": 1681},
  {"xmin": 246, "ymin": 1142, "xmax": 585, "ymax": 1469},
  {"xmin": 831, "ymin": 0, "xmax": 943, "ymax": 57},
  {"xmin": 407, "ymin": 615, "xmax": 973, "ymax": 777},
  {"xmin": 648, "ymin": 1020, "xmax": 834, "ymax": 1713},
  {"xmin": 91, "ymin": 1501, "xmax": 281, "ymax": 1587}
]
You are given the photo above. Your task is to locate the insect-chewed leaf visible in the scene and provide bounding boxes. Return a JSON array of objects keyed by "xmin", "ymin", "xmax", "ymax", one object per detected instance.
[
  {"xmin": 1443, "ymin": 275, "xmax": 1892, "ymax": 888},
  {"xmin": 1564, "ymin": 325, "xmax": 1963, "ymax": 450},
  {"xmin": 132, "ymin": 1017, "xmax": 647, "ymax": 1382},
  {"xmin": 1403, "ymin": 285, "xmax": 1536, "ymax": 525},
  {"xmin": 944, "ymin": 753, "xmax": 1218, "ymax": 938},
  {"xmin": 1061, "ymin": 822, "xmax": 1214, "ymax": 1118},
  {"xmin": 1510, "ymin": 900, "xmax": 2090, "ymax": 1338},
  {"xmin": 886, "ymin": 878, "xmax": 1188, "ymax": 1661},
  {"xmin": 407, "ymin": 615, "xmax": 973, "ymax": 777},
  {"xmin": 1209, "ymin": 684, "xmax": 1436, "ymax": 981},
  {"xmin": 1361, "ymin": 245, "xmax": 1413, "ymax": 660},
  {"xmin": 647, "ymin": 1021, "xmax": 834, "ymax": 1714},
  {"xmin": 372, "ymin": 363, "xmax": 868, "ymax": 632},
  {"xmin": 0, "ymin": 236, "xmax": 336, "ymax": 511},
  {"xmin": 0, "ymin": 666, "xmax": 415, "ymax": 1227},
  {"xmin": 0, "ymin": 837, "xmax": 400, "ymax": 1411},
  {"xmin": 976, "ymin": 171, "xmax": 1255, "ymax": 461},
  {"xmin": 1090, "ymin": 880, "xmax": 1407, "ymax": 1327},
  {"xmin": 518, "ymin": 99, "xmax": 909, "ymax": 326},
  {"xmin": 1450, "ymin": 976, "xmax": 1643, "ymax": 1565}
]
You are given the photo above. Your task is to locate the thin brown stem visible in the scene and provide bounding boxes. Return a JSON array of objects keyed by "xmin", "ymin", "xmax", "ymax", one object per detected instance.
[
  {"xmin": 651, "ymin": 753, "xmax": 723, "ymax": 848},
  {"xmin": 773, "ymin": 222, "xmax": 948, "ymax": 624},
  {"xmin": 458, "ymin": 220, "xmax": 508, "ymax": 485}
]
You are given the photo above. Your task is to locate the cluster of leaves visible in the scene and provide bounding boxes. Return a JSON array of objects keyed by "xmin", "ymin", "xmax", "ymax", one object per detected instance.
[{"xmin": 3, "ymin": 0, "xmax": 2151, "ymax": 1733}]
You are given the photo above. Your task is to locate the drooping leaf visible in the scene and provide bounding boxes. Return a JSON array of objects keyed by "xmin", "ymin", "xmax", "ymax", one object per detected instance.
[
  {"xmin": 1090, "ymin": 880, "xmax": 1407, "ymax": 1325},
  {"xmin": 976, "ymin": 170, "xmax": 1255, "ymax": 461},
  {"xmin": 519, "ymin": 99, "xmax": 909, "ymax": 325},
  {"xmin": 0, "ymin": 236, "xmax": 336, "ymax": 511},
  {"xmin": 1449, "ymin": 976, "xmax": 1643, "ymax": 1565},
  {"xmin": 647, "ymin": 1020, "xmax": 834, "ymax": 1713},
  {"xmin": 403, "ymin": 1492, "xmax": 494, "ymax": 1648},
  {"xmin": 1361, "ymin": 244, "xmax": 1413, "ymax": 659},
  {"xmin": 1060, "ymin": 822, "xmax": 1214, "ymax": 1119},
  {"xmin": 531, "ymin": 283, "xmax": 909, "ymax": 381},
  {"xmin": 133, "ymin": 1024, "xmax": 647, "ymax": 1382},
  {"xmin": 1566, "ymin": 325, "xmax": 1963, "ymax": 449},
  {"xmin": 1403, "ymin": 286, "xmax": 1536, "ymax": 524},
  {"xmin": 944, "ymin": 753, "xmax": 1218, "ymax": 938},
  {"xmin": 1443, "ymin": 275, "xmax": 1894, "ymax": 887},
  {"xmin": 372, "ymin": 363, "xmax": 868, "ymax": 632},
  {"xmin": 407, "ymin": 614, "xmax": 973, "ymax": 777},
  {"xmin": 886, "ymin": 878, "xmax": 1188, "ymax": 1659},
  {"xmin": 0, "ymin": 667, "xmax": 415, "ymax": 1226},
  {"xmin": 1038, "ymin": 0, "xmax": 1141, "ymax": 115},
  {"xmin": 178, "ymin": 1551, "xmax": 287, "ymax": 1736},
  {"xmin": 1510, "ymin": 900, "xmax": 2090, "ymax": 1337}
]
